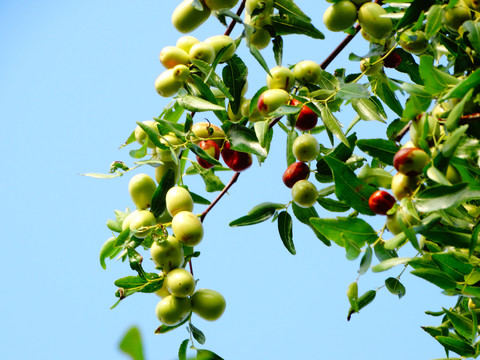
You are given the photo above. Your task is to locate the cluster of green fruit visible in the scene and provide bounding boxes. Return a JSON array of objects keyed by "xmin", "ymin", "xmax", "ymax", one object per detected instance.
[
  {"xmin": 155, "ymin": 34, "xmax": 236, "ymax": 97},
  {"xmin": 172, "ymin": 0, "xmax": 240, "ymax": 34},
  {"xmin": 244, "ymin": 0, "xmax": 274, "ymax": 50}
]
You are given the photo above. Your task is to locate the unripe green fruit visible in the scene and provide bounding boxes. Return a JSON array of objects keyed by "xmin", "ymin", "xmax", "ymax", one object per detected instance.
[
  {"xmin": 159, "ymin": 46, "xmax": 190, "ymax": 69},
  {"xmin": 155, "ymin": 65, "xmax": 190, "ymax": 97},
  {"xmin": 391, "ymin": 173, "xmax": 418, "ymax": 200},
  {"xmin": 446, "ymin": 165, "xmax": 462, "ymax": 184},
  {"xmin": 386, "ymin": 207, "xmax": 416, "ymax": 235},
  {"xmin": 189, "ymin": 42, "xmax": 216, "ymax": 63},
  {"xmin": 122, "ymin": 210, "xmax": 139, "ymax": 231},
  {"xmin": 156, "ymin": 133, "xmax": 183, "ymax": 163},
  {"xmin": 172, "ymin": 211, "xmax": 204, "ymax": 247},
  {"xmin": 155, "ymin": 295, "xmax": 191, "ymax": 325},
  {"xmin": 351, "ymin": 0, "xmax": 370, "ymax": 6},
  {"xmin": 155, "ymin": 280, "xmax": 170, "ymax": 298},
  {"xmin": 399, "ymin": 30, "xmax": 428, "ymax": 55},
  {"xmin": 323, "ymin": 1, "xmax": 358, "ymax": 32},
  {"xmin": 245, "ymin": 0, "xmax": 274, "ymax": 17},
  {"xmin": 166, "ymin": 186, "xmax": 194, "ymax": 217},
  {"xmin": 266, "ymin": 66, "xmax": 295, "ymax": 91},
  {"xmin": 176, "ymin": 35, "xmax": 200, "ymax": 53},
  {"xmin": 444, "ymin": 3, "xmax": 471, "ymax": 32},
  {"xmin": 432, "ymin": 101, "xmax": 453, "ymax": 119},
  {"xmin": 291, "ymin": 180, "xmax": 318, "ymax": 208},
  {"xmin": 360, "ymin": 57, "xmax": 383, "ymax": 75},
  {"xmin": 129, "ymin": 210, "xmax": 156, "ymax": 238},
  {"xmin": 293, "ymin": 60, "xmax": 322, "ymax": 84},
  {"xmin": 249, "ymin": 27, "xmax": 271, "ymax": 49},
  {"xmin": 241, "ymin": 99, "xmax": 264, "ymax": 122},
  {"xmin": 227, "ymin": 100, "xmax": 244, "ymax": 122},
  {"xmin": 135, "ymin": 120, "xmax": 159, "ymax": 149},
  {"xmin": 190, "ymin": 122, "xmax": 225, "ymax": 147},
  {"xmin": 154, "ymin": 161, "xmax": 180, "ymax": 184},
  {"xmin": 292, "ymin": 134, "xmax": 320, "ymax": 162},
  {"xmin": 393, "ymin": 147, "xmax": 429, "ymax": 176},
  {"xmin": 165, "ymin": 268, "xmax": 196, "ymax": 298},
  {"xmin": 191, "ymin": 289, "xmax": 226, "ymax": 321},
  {"xmin": 204, "ymin": 0, "xmax": 239, "ymax": 10},
  {"xmin": 257, "ymin": 89, "xmax": 290, "ymax": 116},
  {"xmin": 129, "ymin": 173, "xmax": 157, "ymax": 209},
  {"xmin": 151, "ymin": 236, "xmax": 184, "ymax": 273},
  {"xmin": 204, "ymin": 35, "xmax": 236, "ymax": 62},
  {"xmin": 358, "ymin": 3, "xmax": 393, "ymax": 39},
  {"xmin": 172, "ymin": 0, "xmax": 211, "ymax": 34}
]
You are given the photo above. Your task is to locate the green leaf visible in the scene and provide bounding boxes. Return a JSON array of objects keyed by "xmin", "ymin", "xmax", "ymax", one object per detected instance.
[
  {"xmin": 223, "ymin": 55, "xmax": 248, "ymax": 114},
  {"xmin": 100, "ymin": 237, "xmax": 119, "ymax": 269},
  {"xmin": 410, "ymin": 268, "xmax": 457, "ymax": 290},
  {"xmin": 151, "ymin": 168, "xmax": 176, "ymax": 218},
  {"xmin": 248, "ymin": 40, "xmax": 270, "ymax": 75},
  {"xmin": 357, "ymin": 164, "xmax": 393, "ymax": 189},
  {"xmin": 419, "ymin": 55, "xmax": 459, "ymax": 96},
  {"xmin": 350, "ymin": 97, "xmax": 386, "ymax": 123},
  {"xmin": 190, "ymin": 163, "xmax": 225, "ymax": 193},
  {"xmin": 316, "ymin": 133, "xmax": 357, "ymax": 181},
  {"xmin": 414, "ymin": 183, "xmax": 470, "ymax": 213},
  {"xmin": 270, "ymin": 14, "xmax": 324, "ymax": 39},
  {"xmin": 395, "ymin": 48, "xmax": 423, "ymax": 85},
  {"xmin": 224, "ymin": 123, "xmax": 267, "ymax": 157},
  {"xmin": 371, "ymin": 257, "xmax": 410, "ymax": 273},
  {"xmin": 274, "ymin": 0, "xmax": 311, "ymax": 21},
  {"xmin": 189, "ymin": 191, "xmax": 211, "ymax": 206},
  {"xmin": 347, "ymin": 290, "xmax": 376, "ymax": 321},
  {"xmin": 155, "ymin": 317, "xmax": 190, "ymax": 334},
  {"xmin": 316, "ymin": 197, "xmax": 350, "ymax": 212},
  {"xmin": 317, "ymin": 103, "xmax": 349, "ymax": 147},
  {"xmin": 310, "ymin": 217, "xmax": 378, "ymax": 247},
  {"xmin": 119, "ymin": 326, "xmax": 144, "ymax": 360},
  {"xmin": 196, "ymin": 349, "xmax": 224, "ymax": 360},
  {"xmin": 347, "ymin": 282, "xmax": 359, "ymax": 312},
  {"xmin": 356, "ymin": 139, "xmax": 398, "ymax": 166},
  {"xmin": 443, "ymin": 308, "xmax": 474, "ymax": 341},
  {"xmin": 129, "ymin": 139, "xmax": 148, "ymax": 159},
  {"xmin": 278, "ymin": 211, "xmax": 295, "ymax": 255},
  {"xmin": 359, "ymin": 246, "xmax": 373, "ymax": 275},
  {"xmin": 337, "ymin": 83, "xmax": 369, "ymax": 101},
  {"xmin": 425, "ymin": 5, "xmax": 443, "ymax": 39},
  {"xmin": 177, "ymin": 95, "xmax": 226, "ymax": 112},
  {"xmin": 370, "ymin": 73, "xmax": 403, "ymax": 117},
  {"xmin": 442, "ymin": 68, "xmax": 480, "ymax": 100},
  {"xmin": 435, "ymin": 336, "xmax": 475, "ymax": 357},
  {"xmin": 324, "ymin": 156, "xmax": 376, "ymax": 215},
  {"xmin": 273, "ymin": 36, "xmax": 283, "ymax": 66},
  {"xmin": 187, "ymin": 143, "xmax": 222, "ymax": 167},
  {"xmin": 385, "ymin": 278, "xmax": 406, "ymax": 299},
  {"xmin": 189, "ymin": 323, "xmax": 206, "ymax": 345},
  {"xmin": 190, "ymin": 59, "xmax": 232, "ymax": 101},
  {"xmin": 431, "ymin": 253, "xmax": 474, "ymax": 281},
  {"xmin": 396, "ymin": 0, "xmax": 435, "ymax": 30},
  {"xmin": 229, "ymin": 202, "xmax": 284, "ymax": 227},
  {"xmin": 291, "ymin": 203, "xmax": 331, "ymax": 246},
  {"xmin": 178, "ymin": 339, "xmax": 189, "ymax": 360},
  {"xmin": 446, "ymin": 89, "xmax": 473, "ymax": 132},
  {"xmin": 463, "ymin": 20, "xmax": 480, "ymax": 55}
]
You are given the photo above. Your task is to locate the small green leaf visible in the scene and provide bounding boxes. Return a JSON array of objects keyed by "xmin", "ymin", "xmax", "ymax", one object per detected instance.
[
  {"xmin": 347, "ymin": 282, "xmax": 359, "ymax": 312},
  {"xmin": 178, "ymin": 339, "xmax": 189, "ymax": 360},
  {"xmin": 119, "ymin": 326, "xmax": 144, "ymax": 360},
  {"xmin": 351, "ymin": 97, "xmax": 386, "ymax": 123},
  {"xmin": 359, "ymin": 246, "xmax": 373, "ymax": 275},
  {"xmin": 151, "ymin": 169, "xmax": 176, "ymax": 218},
  {"xmin": 371, "ymin": 257, "xmax": 410, "ymax": 273},
  {"xmin": 291, "ymin": 203, "xmax": 331, "ymax": 246},
  {"xmin": 189, "ymin": 323, "xmax": 206, "ymax": 345},
  {"xmin": 356, "ymin": 139, "xmax": 399, "ymax": 165},
  {"xmin": 270, "ymin": 13, "xmax": 324, "ymax": 39},
  {"xmin": 155, "ymin": 316, "xmax": 190, "ymax": 334},
  {"xmin": 190, "ymin": 163, "xmax": 225, "ymax": 193},
  {"xmin": 225, "ymin": 123, "xmax": 267, "ymax": 157},
  {"xmin": 435, "ymin": 336, "xmax": 476, "ymax": 357},
  {"xmin": 310, "ymin": 217, "xmax": 378, "ymax": 247},
  {"xmin": 100, "ymin": 237, "xmax": 118, "ymax": 270},
  {"xmin": 425, "ymin": 5, "xmax": 443, "ymax": 39},
  {"xmin": 197, "ymin": 349, "xmax": 224, "ymax": 360},
  {"xmin": 229, "ymin": 202, "xmax": 284, "ymax": 227},
  {"xmin": 177, "ymin": 95, "xmax": 226, "ymax": 112},
  {"xmin": 443, "ymin": 308, "xmax": 474, "ymax": 341},
  {"xmin": 278, "ymin": 211, "xmax": 295, "ymax": 255},
  {"xmin": 410, "ymin": 268, "xmax": 457, "ymax": 290},
  {"xmin": 347, "ymin": 290, "xmax": 376, "ymax": 321},
  {"xmin": 274, "ymin": 0, "xmax": 311, "ymax": 21},
  {"xmin": 385, "ymin": 277, "xmax": 406, "ymax": 299}
]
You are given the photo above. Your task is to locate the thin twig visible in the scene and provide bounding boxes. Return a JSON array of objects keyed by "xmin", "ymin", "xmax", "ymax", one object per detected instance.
[
  {"xmin": 224, "ymin": 0, "xmax": 245, "ymax": 36},
  {"xmin": 200, "ymin": 172, "xmax": 241, "ymax": 222}
]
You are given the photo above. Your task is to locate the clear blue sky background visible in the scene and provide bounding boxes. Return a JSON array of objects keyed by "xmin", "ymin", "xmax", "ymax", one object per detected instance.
[{"xmin": 1, "ymin": 1, "xmax": 454, "ymax": 359}]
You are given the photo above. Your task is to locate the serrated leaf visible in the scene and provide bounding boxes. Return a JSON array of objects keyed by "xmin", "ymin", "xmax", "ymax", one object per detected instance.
[
  {"xmin": 337, "ymin": 83, "xmax": 369, "ymax": 101},
  {"xmin": 443, "ymin": 308, "xmax": 474, "ymax": 341},
  {"xmin": 274, "ymin": 0, "xmax": 310, "ymax": 21},
  {"xmin": 223, "ymin": 55, "xmax": 248, "ymax": 114},
  {"xmin": 370, "ymin": 73, "xmax": 404, "ymax": 117},
  {"xmin": 291, "ymin": 203, "xmax": 331, "ymax": 246},
  {"xmin": 411, "ymin": 268, "xmax": 457, "ymax": 290},
  {"xmin": 225, "ymin": 123, "xmax": 267, "ymax": 157},
  {"xmin": 351, "ymin": 97, "xmax": 386, "ymax": 123},
  {"xmin": 270, "ymin": 14, "xmax": 324, "ymax": 39},
  {"xmin": 419, "ymin": 55, "xmax": 459, "ymax": 96},
  {"xmin": 317, "ymin": 103, "xmax": 349, "ymax": 147},
  {"xmin": 278, "ymin": 211, "xmax": 295, "ymax": 255}
]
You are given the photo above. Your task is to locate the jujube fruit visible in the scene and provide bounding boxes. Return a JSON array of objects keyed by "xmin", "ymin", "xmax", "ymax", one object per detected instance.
[
  {"xmin": 293, "ymin": 60, "xmax": 322, "ymax": 84},
  {"xmin": 191, "ymin": 289, "xmax": 226, "ymax": 321},
  {"xmin": 221, "ymin": 141, "xmax": 253, "ymax": 172},
  {"xmin": 165, "ymin": 268, "xmax": 196, "ymax": 298},
  {"xmin": 166, "ymin": 186, "xmax": 194, "ymax": 217},
  {"xmin": 266, "ymin": 66, "xmax": 295, "ymax": 91},
  {"xmin": 172, "ymin": 211, "xmax": 204, "ymax": 247},
  {"xmin": 368, "ymin": 190, "xmax": 396, "ymax": 215},
  {"xmin": 156, "ymin": 133, "xmax": 183, "ymax": 163},
  {"xmin": 159, "ymin": 46, "xmax": 190, "ymax": 69},
  {"xmin": 171, "ymin": 0, "xmax": 211, "ymax": 34},
  {"xmin": 129, "ymin": 210, "xmax": 157, "ymax": 238},
  {"xmin": 323, "ymin": 1, "xmax": 358, "ymax": 32},
  {"xmin": 129, "ymin": 173, "xmax": 157, "ymax": 209},
  {"xmin": 155, "ymin": 295, "xmax": 191, "ymax": 325},
  {"xmin": 134, "ymin": 120, "xmax": 159, "ymax": 149},
  {"xmin": 190, "ymin": 122, "xmax": 225, "ymax": 147},
  {"xmin": 290, "ymin": 99, "xmax": 318, "ymax": 131},
  {"xmin": 155, "ymin": 65, "xmax": 190, "ymax": 97},
  {"xmin": 358, "ymin": 3, "xmax": 393, "ymax": 39},
  {"xmin": 292, "ymin": 134, "xmax": 320, "ymax": 162},
  {"xmin": 204, "ymin": 0, "xmax": 239, "ymax": 10},
  {"xmin": 386, "ymin": 207, "xmax": 416, "ymax": 235},
  {"xmin": 151, "ymin": 236, "xmax": 185, "ymax": 273},
  {"xmin": 282, "ymin": 161, "xmax": 310, "ymax": 188},
  {"xmin": 391, "ymin": 173, "xmax": 418, "ymax": 200},
  {"xmin": 399, "ymin": 30, "xmax": 428, "ymax": 55},
  {"xmin": 257, "ymin": 89, "xmax": 290, "ymax": 116},
  {"xmin": 291, "ymin": 180, "xmax": 318, "ymax": 208},
  {"xmin": 196, "ymin": 140, "xmax": 220, "ymax": 169},
  {"xmin": 189, "ymin": 42, "xmax": 216, "ymax": 63},
  {"xmin": 360, "ymin": 56, "xmax": 383, "ymax": 75},
  {"xmin": 176, "ymin": 35, "xmax": 200, "ymax": 53},
  {"xmin": 444, "ymin": 3, "xmax": 471, "ymax": 32},
  {"xmin": 204, "ymin": 35, "xmax": 236, "ymax": 62},
  {"xmin": 245, "ymin": 0, "xmax": 274, "ymax": 17},
  {"xmin": 393, "ymin": 147, "xmax": 429, "ymax": 176}
]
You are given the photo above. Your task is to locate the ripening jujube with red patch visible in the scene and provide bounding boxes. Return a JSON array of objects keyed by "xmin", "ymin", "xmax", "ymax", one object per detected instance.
[
  {"xmin": 221, "ymin": 141, "xmax": 253, "ymax": 172},
  {"xmin": 393, "ymin": 147, "xmax": 430, "ymax": 176},
  {"xmin": 368, "ymin": 190, "xmax": 396, "ymax": 215},
  {"xmin": 196, "ymin": 139, "xmax": 220, "ymax": 169},
  {"xmin": 282, "ymin": 161, "xmax": 310, "ymax": 188},
  {"xmin": 290, "ymin": 99, "xmax": 318, "ymax": 131}
]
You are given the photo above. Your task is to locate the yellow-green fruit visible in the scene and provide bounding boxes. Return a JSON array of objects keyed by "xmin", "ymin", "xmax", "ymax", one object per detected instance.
[
  {"xmin": 159, "ymin": 46, "xmax": 190, "ymax": 69},
  {"xmin": 245, "ymin": 0, "xmax": 274, "ymax": 17},
  {"xmin": 391, "ymin": 173, "xmax": 418, "ymax": 200},
  {"xmin": 266, "ymin": 66, "xmax": 295, "ymax": 91},
  {"xmin": 358, "ymin": 2, "xmax": 393, "ymax": 39},
  {"xmin": 189, "ymin": 41, "xmax": 216, "ymax": 63},
  {"xmin": 360, "ymin": 57, "xmax": 383, "ymax": 75},
  {"xmin": 444, "ymin": 3, "xmax": 471, "ymax": 32},
  {"xmin": 257, "ymin": 88, "xmax": 290, "ymax": 116},
  {"xmin": 122, "ymin": 210, "xmax": 139, "ymax": 231},
  {"xmin": 293, "ymin": 60, "xmax": 322, "ymax": 84},
  {"xmin": 292, "ymin": 134, "xmax": 320, "ymax": 162},
  {"xmin": 386, "ymin": 207, "xmax": 416, "ymax": 235},
  {"xmin": 323, "ymin": 1, "xmax": 358, "ymax": 32},
  {"xmin": 399, "ymin": 30, "xmax": 428, "ymax": 55},
  {"xmin": 249, "ymin": 27, "xmax": 271, "ymax": 49},
  {"xmin": 291, "ymin": 180, "xmax": 318, "ymax": 208},
  {"xmin": 446, "ymin": 165, "xmax": 462, "ymax": 184},
  {"xmin": 191, "ymin": 289, "xmax": 226, "ymax": 321},
  {"xmin": 135, "ymin": 120, "xmax": 159, "ymax": 149},
  {"xmin": 204, "ymin": 0, "xmax": 239, "ymax": 10},
  {"xmin": 129, "ymin": 173, "xmax": 157, "ymax": 209},
  {"xmin": 155, "ymin": 295, "xmax": 191, "ymax": 325},
  {"xmin": 165, "ymin": 268, "xmax": 196, "ymax": 298},
  {"xmin": 241, "ymin": 99, "xmax": 264, "ymax": 122},
  {"xmin": 151, "ymin": 236, "xmax": 184, "ymax": 273},
  {"xmin": 172, "ymin": 211, "xmax": 204, "ymax": 247},
  {"xmin": 154, "ymin": 161, "xmax": 180, "ymax": 184},
  {"xmin": 154, "ymin": 65, "xmax": 190, "ymax": 97},
  {"xmin": 351, "ymin": 0, "xmax": 370, "ymax": 6},
  {"xmin": 227, "ymin": 99, "xmax": 246, "ymax": 121},
  {"xmin": 166, "ymin": 186, "xmax": 194, "ymax": 217},
  {"xmin": 129, "ymin": 210, "xmax": 156, "ymax": 238},
  {"xmin": 204, "ymin": 35, "xmax": 236, "ymax": 62},
  {"xmin": 176, "ymin": 35, "xmax": 200, "ymax": 53},
  {"xmin": 465, "ymin": 0, "xmax": 480, "ymax": 11},
  {"xmin": 172, "ymin": 0, "xmax": 211, "ymax": 34},
  {"xmin": 190, "ymin": 122, "xmax": 225, "ymax": 147},
  {"xmin": 155, "ymin": 280, "xmax": 170, "ymax": 298},
  {"xmin": 156, "ymin": 133, "xmax": 183, "ymax": 163}
]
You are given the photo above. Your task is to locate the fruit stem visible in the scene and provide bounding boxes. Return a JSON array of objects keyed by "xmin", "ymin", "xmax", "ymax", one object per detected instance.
[{"xmin": 200, "ymin": 172, "xmax": 241, "ymax": 222}]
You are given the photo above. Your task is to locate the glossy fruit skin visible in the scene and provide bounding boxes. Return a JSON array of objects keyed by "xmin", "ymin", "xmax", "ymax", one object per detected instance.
[
  {"xmin": 189, "ymin": 42, "xmax": 216, "ymax": 63},
  {"xmin": 444, "ymin": 3, "xmax": 471, "ymax": 32},
  {"xmin": 291, "ymin": 180, "xmax": 318, "ymax": 208},
  {"xmin": 358, "ymin": 3, "xmax": 393, "ymax": 39},
  {"xmin": 197, "ymin": 140, "xmax": 220, "ymax": 169},
  {"xmin": 249, "ymin": 26, "xmax": 271, "ymax": 49},
  {"xmin": 151, "ymin": 236, "xmax": 185, "ymax": 273},
  {"xmin": 129, "ymin": 210, "xmax": 157, "ymax": 238},
  {"xmin": 368, "ymin": 190, "xmax": 396, "ymax": 215},
  {"xmin": 293, "ymin": 60, "xmax": 322, "ymax": 84},
  {"xmin": 155, "ymin": 295, "xmax": 191, "ymax": 325},
  {"xmin": 266, "ymin": 66, "xmax": 295, "ymax": 91},
  {"xmin": 257, "ymin": 89, "xmax": 290, "ymax": 116},
  {"xmin": 393, "ymin": 147, "xmax": 429, "ymax": 176},
  {"xmin": 154, "ymin": 161, "xmax": 180, "ymax": 184},
  {"xmin": 204, "ymin": 0, "xmax": 239, "ymax": 10},
  {"xmin": 391, "ymin": 173, "xmax": 418, "ymax": 200},
  {"xmin": 292, "ymin": 134, "xmax": 320, "ymax": 162},
  {"xmin": 122, "ymin": 210, "xmax": 139, "ymax": 231},
  {"xmin": 172, "ymin": 211, "xmax": 204, "ymax": 247},
  {"xmin": 383, "ymin": 51, "xmax": 402, "ymax": 68},
  {"xmin": 360, "ymin": 57, "xmax": 383, "ymax": 75},
  {"xmin": 399, "ymin": 30, "xmax": 428, "ymax": 55},
  {"xmin": 166, "ymin": 186, "xmax": 194, "ymax": 217},
  {"xmin": 204, "ymin": 35, "xmax": 236, "ymax": 62},
  {"xmin": 155, "ymin": 65, "xmax": 190, "ymax": 97},
  {"xmin": 135, "ymin": 120, "xmax": 159, "ymax": 149},
  {"xmin": 221, "ymin": 142, "xmax": 253, "ymax": 172},
  {"xmin": 155, "ymin": 280, "xmax": 171, "ymax": 298},
  {"xmin": 159, "ymin": 46, "xmax": 190, "ymax": 69},
  {"xmin": 190, "ymin": 122, "xmax": 225, "ymax": 147},
  {"xmin": 129, "ymin": 173, "xmax": 157, "ymax": 209},
  {"xmin": 176, "ymin": 35, "xmax": 200, "ymax": 53},
  {"xmin": 386, "ymin": 207, "xmax": 416, "ymax": 235},
  {"xmin": 191, "ymin": 289, "xmax": 226, "ymax": 321},
  {"xmin": 156, "ymin": 133, "xmax": 183, "ymax": 163},
  {"xmin": 172, "ymin": 0, "xmax": 211, "ymax": 34},
  {"xmin": 282, "ymin": 161, "xmax": 310, "ymax": 188},
  {"xmin": 290, "ymin": 99, "xmax": 318, "ymax": 131},
  {"xmin": 245, "ymin": 0, "xmax": 273, "ymax": 17},
  {"xmin": 165, "ymin": 268, "xmax": 196, "ymax": 298},
  {"xmin": 323, "ymin": 1, "xmax": 358, "ymax": 32},
  {"xmin": 446, "ymin": 165, "xmax": 462, "ymax": 184}
]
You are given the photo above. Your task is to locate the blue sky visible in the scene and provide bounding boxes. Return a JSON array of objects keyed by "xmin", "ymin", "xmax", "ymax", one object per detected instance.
[{"xmin": 1, "ymin": 1, "xmax": 454, "ymax": 359}]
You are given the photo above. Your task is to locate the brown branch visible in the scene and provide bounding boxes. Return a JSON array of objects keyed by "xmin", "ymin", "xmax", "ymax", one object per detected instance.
[
  {"xmin": 395, "ymin": 121, "xmax": 411, "ymax": 143},
  {"xmin": 320, "ymin": 24, "xmax": 361, "ymax": 70},
  {"xmin": 200, "ymin": 172, "xmax": 241, "ymax": 222},
  {"xmin": 224, "ymin": 0, "xmax": 245, "ymax": 36}
]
